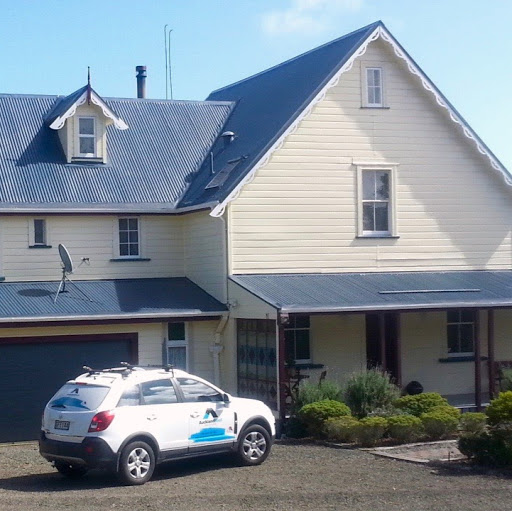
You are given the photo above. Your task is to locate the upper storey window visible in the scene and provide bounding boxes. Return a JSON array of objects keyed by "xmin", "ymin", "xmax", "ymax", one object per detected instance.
[
  {"xmin": 78, "ymin": 117, "xmax": 96, "ymax": 157},
  {"xmin": 366, "ymin": 67, "xmax": 383, "ymax": 107},
  {"xmin": 356, "ymin": 163, "xmax": 398, "ymax": 238}
]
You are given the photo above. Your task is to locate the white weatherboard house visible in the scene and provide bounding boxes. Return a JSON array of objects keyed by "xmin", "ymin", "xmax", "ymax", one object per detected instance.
[{"xmin": 1, "ymin": 21, "xmax": 511, "ymax": 441}]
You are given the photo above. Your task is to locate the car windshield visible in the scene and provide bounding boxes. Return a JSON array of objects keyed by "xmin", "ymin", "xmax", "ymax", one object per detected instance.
[{"xmin": 49, "ymin": 383, "xmax": 110, "ymax": 411}]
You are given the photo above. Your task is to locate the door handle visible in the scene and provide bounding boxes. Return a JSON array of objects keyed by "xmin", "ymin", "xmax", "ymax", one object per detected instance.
[
  {"xmin": 146, "ymin": 414, "xmax": 157, "ymax": 421},
  {"xmin": 190, "ymin": 412, "xmax": 200, "ymax": 418}
]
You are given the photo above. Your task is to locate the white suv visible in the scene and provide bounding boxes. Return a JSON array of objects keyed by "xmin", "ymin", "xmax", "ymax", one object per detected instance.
[{"xmin": 39, "ymin": 365, "xmax": 275, "ymax": 485}]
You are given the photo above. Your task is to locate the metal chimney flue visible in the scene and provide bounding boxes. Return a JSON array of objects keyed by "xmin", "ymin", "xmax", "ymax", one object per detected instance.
[{"xmin": 136, "ymin": 65, "xmax": 147, "ymax": 98}]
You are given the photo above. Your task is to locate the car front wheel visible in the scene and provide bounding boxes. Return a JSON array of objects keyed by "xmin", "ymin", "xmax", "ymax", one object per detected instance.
[
  {"xmin": 117, "ymin": 441, "xmax": 155, "ymax": 485},
  {"xmin": 236, "ymin": 425, "xmax": 271, "ymax": 466}
]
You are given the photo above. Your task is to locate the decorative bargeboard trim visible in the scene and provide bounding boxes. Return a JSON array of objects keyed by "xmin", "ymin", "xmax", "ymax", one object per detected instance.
[{"xmin": 210, "ymin": 25, "xmax": 510, "ymax": 217}]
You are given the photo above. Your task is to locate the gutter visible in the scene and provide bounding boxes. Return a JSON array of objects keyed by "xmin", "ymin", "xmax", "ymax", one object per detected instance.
[{"xmin": 0, "ymin": 311, "xmax": 228, "ymax": 324}]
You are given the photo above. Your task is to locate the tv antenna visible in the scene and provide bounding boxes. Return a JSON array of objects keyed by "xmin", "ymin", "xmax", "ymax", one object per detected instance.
[{"xmin": 54, "ymin": 244, "xmax": 92, "ymax": 303}]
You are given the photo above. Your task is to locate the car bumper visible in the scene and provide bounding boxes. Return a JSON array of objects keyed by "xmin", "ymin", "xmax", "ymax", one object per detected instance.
[{"xmin": 39, "ymin": 432, "xmax": 117, "ymax": 469}]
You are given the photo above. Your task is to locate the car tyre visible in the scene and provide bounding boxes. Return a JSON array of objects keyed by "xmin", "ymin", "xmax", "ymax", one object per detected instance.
[
  {"xmin": 54, "ymin": 461, "xmax": 88, "ymax": 478},
  {"xmin": 236, "ymin": 424, "xmax": 271, "ymax": 466},
  {"xmin": 117, "ymin": 441, "xmax": 155, "ymax": 485}
]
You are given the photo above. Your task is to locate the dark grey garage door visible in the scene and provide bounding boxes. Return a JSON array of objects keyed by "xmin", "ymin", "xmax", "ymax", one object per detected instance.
[{"xmin": 0, "ymin": 333, "xmax": 137, "ymax": 442}]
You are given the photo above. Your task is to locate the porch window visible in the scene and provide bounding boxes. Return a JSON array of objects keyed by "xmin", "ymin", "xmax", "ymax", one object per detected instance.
[
  {"xmin": 167, "ymin": 322, "xmax": 187, "ymax": 370},
  {"xmin": 284, "ymin": 315, "xmax": 311, "ymax": 364},
  {"xmin": 447, "ymin": 310, "xmax": 475, "ymax": 355}
]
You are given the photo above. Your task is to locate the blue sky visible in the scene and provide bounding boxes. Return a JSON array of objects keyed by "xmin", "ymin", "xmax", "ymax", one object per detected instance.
[{"xmin": 1, "ymin": 0, "xmax": 511, "ymax": 170}]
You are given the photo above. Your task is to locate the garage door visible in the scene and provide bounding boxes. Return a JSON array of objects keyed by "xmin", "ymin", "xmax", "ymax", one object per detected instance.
[{"xmin": 0, "ymin": 333, "xmax": 137, "ymax": 443}]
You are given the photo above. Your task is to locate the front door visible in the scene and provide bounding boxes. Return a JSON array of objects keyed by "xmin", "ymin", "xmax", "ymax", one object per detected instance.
[
  {"xmin": 176, "ymin": 377, "xmax": 236, "ymax": 453},
  {"xmin": 366, "ymin": 313, "xmax": 400, "ymax": 384}
]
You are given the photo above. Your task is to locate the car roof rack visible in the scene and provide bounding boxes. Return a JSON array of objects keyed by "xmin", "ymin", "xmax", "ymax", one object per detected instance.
[{"xmin": 82, "ymin": 363, "xmax": 175, "ymax": 378}]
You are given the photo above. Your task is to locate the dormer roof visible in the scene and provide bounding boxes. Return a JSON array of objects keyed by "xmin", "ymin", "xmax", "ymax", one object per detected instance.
[{"xmin": 45, "ymin": 84, "xmax": 128, "ymax": 130}]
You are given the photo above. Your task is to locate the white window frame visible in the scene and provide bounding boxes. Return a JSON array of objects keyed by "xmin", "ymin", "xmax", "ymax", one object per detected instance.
[
  {"xmin": 166, "ymin": 322, "xmax": 188, "ymax": 371},
  {"xmin": 355, "ymin": 163, "xmax": 398, "ymax": 237},
  {"xmin": 76, "ymin": 116, "xmax": 97, "ymax": 157},
  {"xmin": 28, "ymin": 218, "xmax": 50, "ymax": 247},
  {"xmin": 361, "ymin": 65, "xmax": 385, "ymax": 108},
  {"xmin": 447, "ymin": 310, "xmax": 475, "ymax": 357},
  {"xmin": 115, "ymin": 216, "xmax": 141, "ymax": 259}
]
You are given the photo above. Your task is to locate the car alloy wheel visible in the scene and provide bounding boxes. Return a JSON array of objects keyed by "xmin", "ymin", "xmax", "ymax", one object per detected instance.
[{"xmin": 118, "ymin": 441, "xmax": 155, "ymax": 485}]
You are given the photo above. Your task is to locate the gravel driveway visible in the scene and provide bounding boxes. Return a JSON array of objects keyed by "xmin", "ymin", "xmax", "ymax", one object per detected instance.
[{"xmin": 1, "ymin": 441, "xmax": 512, "ymax": 511}]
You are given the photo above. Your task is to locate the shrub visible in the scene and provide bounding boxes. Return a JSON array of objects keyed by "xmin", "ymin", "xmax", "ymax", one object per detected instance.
[
  {"xmin": 324, "ymin": 416, "xmax": 360, "ymax": 443},
  {"xmin": 293, "ymin": 380, "xmax": 343, "ymax": 412},
  {"xmin": 499, "ymin": 369, "xmax": 512, "ymax": 392},
  {"xmin": 298, "ymin": 399, "xmax": 351, "ymax": 437},
  {"xmin": 458, "ymin": 432, "xmax": 512, "ymax": 466},
  {"xmin": 429, "ymin": 405, "xmax": 461, "ymax": 420},
  {"xmin": 355, "ymin": 416, "xmax": 388, "ymax": 447},
  {"xmin": 486, "ymin": 391, "xmax": 512, "ymax": 426},
  {"xmin": 387, "ymin": 415, "xmax": 423, "ymax": 444},
  {"xmin": 420, "ymin": 410, "xmax": 459, "ymax": 440},
  {"xmin": 394, "ymin": 393, "xmax": 449, "ymax": 417},
  {"xmin": 459, "ymin": 412, "xmax": 487, "ymax": 436},
  {"xmin": 343, "ymin": 368, "xmax": 400, "ymax": 418}
]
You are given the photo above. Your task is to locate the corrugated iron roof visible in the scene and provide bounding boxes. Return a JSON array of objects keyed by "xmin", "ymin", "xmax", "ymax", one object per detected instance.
[
  {"xmin": 0, "ymin": 93, "xmax": 233, "ymax": 210},
  {"xmin": 230, "ymin": 271, "xmax": 512, "ymax": 313},
  {"xmin": 178, "ymin": 22, "xmax": 381, "ymax": 208},
  {"xmin": 0, "ymin": 278, "xmax": 227, "ymax": 322}
]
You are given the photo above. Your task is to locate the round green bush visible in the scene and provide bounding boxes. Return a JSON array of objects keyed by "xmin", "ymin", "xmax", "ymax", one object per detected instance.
[
  {"xmin": 486, "ymin": 391, "xmax": 512, "ymax": 426},
  {"xmin": 355, "ymin": 416, "xmax": 388, "ymax": 447},
  {"xmin": 459, "ymin": 412, "xmax": 487, "ymax": 436},
  {"xmin": 324, "ymin": 416, "xmax": 360, "ymax": 443},
  {"xmin": 387, "ymin": 414, "xmax": 423, "ymax": 443},
  {"xmin": 420, "ymin": 410, "xmax": 459, "ymax": 440},
  {"xmin": 343, "ymin": 368, "xmax": 400, "ymax": 418},
  {"xmin": 394, "ymin": 393, "xmax": 449, "ymax": 417},
  {"xmin": 298, "ymin": 399, "xmax": 351, "ymax": 437}
]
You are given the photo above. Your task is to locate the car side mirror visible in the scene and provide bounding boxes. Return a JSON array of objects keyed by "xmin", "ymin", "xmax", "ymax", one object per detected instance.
[{"xmin": 222, "ymin": 393, "xmax": 231, "ymax": 404}]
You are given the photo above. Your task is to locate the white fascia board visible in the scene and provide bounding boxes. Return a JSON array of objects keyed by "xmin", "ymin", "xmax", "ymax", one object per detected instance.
[
  {"xmin": 0, "ymin": 311, "xmax": 228, "ymax": 324},
  {"xmin": 210, "ymin": 25, "xmax": 511, "ymax": 218},
  {"xmin": 49, "ymin": 90, "xmax": 128, "ymax": 130}
]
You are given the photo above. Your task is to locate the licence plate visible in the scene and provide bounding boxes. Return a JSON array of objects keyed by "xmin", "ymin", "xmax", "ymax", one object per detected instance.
[{"xmin": 54, "ymin": 420, "xmax": 70, "ymax": 431}]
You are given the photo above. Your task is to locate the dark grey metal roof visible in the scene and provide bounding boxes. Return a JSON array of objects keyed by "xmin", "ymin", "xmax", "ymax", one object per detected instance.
[
  {"xmin": 178, "ymin": 22, "xmax": 381, "ymax": 208},
  {"xmin": 0, "ymin": 278, "xmax": 227, "ymax": 323},
  {"xmin": 230, "ymin": 271, "xmax": 512, "ymax": 313},
  {"xmin": 0, "ymin": 93, "xmax": 233, "ymax": 210}
]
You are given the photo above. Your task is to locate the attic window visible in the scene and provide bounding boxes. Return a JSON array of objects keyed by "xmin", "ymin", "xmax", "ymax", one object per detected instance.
[{"xmin": 78, "ymin": 117, "xmax": 96, "ymax": 157}]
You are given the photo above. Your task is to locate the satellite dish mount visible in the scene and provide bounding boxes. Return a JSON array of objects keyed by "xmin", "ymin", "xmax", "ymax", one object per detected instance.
[{"xmin": 54, "ymin": 244, "xmax": 92, "ymax": 303}]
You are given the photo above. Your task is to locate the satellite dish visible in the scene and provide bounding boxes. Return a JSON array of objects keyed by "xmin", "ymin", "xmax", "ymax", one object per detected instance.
[
  {"xmin": 58, "ymin": 244, "xmax": 74, "ymax": 274},
  {"xmin": 54, "ymin": 244, "xmax": 91, "ymax": 303}
]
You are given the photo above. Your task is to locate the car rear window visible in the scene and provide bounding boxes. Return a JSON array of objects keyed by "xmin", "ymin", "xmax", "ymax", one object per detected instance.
[{"xmin": 49, "ymin": 383, "xmax": 110, "ymax": 411}]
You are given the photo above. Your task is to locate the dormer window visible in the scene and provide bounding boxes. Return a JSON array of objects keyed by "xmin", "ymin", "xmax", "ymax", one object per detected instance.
[{"xmin": 78, "ymin": 117, "xmax": 96, "ymax": 157}]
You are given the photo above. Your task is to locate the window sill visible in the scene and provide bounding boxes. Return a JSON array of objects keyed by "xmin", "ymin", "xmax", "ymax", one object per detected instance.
[
  {"xmin": 286, "ymin": 363, "xmax": 325, "ymax": 370},
  {"xmin": 356, "ymin": 235, "xmax": 400, "ymax": 239},
  {"xmin": 110, "ymin": 257, "xmax": 151, "ymax": 262},
  {"xmin": 28, "ymin": 244, "xmax": 52, "ymax": 249},
  {"xmin": 360, "ymin": 106, "xmax": 390, "ymax": 110},
  {"xmin": 438, "ymin": 356, "xmax": 488, "ymax": 363}
]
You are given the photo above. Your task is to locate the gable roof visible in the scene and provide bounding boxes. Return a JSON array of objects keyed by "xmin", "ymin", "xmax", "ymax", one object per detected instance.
[
  {"xmin": 0, "ymin": 93, "xmax": 233, "ymax": 211},
  {"xmin": 46, "ymin": 84, "xmax": 128, "ymax": 130},
  {"xmin": 179, "ymin": 21, "xmax": 510, "ymax": 215}
]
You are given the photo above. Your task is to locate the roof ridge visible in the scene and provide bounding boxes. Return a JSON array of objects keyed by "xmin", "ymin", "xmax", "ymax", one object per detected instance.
[{"xmin": 208, "ymin": 21, "xmax": 382, "ymax": 96}]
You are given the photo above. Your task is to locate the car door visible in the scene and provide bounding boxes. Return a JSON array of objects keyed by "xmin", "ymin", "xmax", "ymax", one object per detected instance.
[
  {"xmin": 138, "ymin": 378, "xmax": 189, "ymax": 454},
  {"xmin": 176, "ymin": 377, "xmax": 236, "ymax": 453}
]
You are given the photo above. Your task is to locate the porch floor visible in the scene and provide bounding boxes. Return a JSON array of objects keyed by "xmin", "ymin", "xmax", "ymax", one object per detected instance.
[{"xmin": 445, "ymin": 393, "xmax": 490, "ymax": 410}]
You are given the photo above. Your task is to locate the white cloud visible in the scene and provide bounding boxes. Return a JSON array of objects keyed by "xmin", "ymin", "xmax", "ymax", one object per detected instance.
[{"xmin": 262, "ymin": 0, "xmax": 364, "ymax": 36}]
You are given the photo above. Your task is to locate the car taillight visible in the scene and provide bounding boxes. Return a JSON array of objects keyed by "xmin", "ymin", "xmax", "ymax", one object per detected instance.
[{"xmin": 88, "ymin": 410, "xmax": 115, "ymax": 432}]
